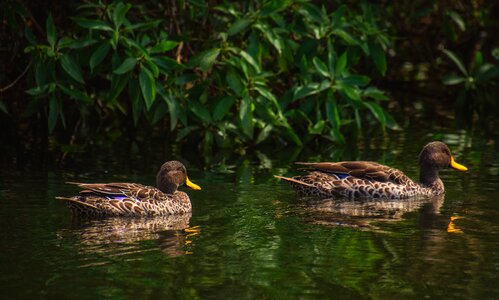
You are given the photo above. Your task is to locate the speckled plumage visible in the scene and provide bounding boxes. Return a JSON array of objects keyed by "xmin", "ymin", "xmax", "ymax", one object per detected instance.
[
  {"xmin": 57, "ymin": 161, "xmax": 201, "ymax": 216},
  {"xmin": 276, "ymin": 142, "xmax": 468, "ymax": 199}
]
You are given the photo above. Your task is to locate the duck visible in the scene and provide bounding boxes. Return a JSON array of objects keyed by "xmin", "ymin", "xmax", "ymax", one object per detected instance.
[
  {"xmin": 275, "ymin": 141, "xmax": 468, "ymax": 199},
  {"xmin": 56, "ymin": 160, "xmax": 201, "ymax": 216}
]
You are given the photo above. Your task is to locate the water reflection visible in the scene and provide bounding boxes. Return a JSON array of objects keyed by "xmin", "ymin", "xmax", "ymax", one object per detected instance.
[
  {"xmin": 65, "ymin": 214, "xmax": 198, "ymax": 258},
  {"xmin": 294, "ymin": 195, "xmax": 445, "ymax": 229}
]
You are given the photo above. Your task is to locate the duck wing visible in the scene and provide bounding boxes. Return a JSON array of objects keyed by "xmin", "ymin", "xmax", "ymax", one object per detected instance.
[
  {"xmin": 59, "ymin": 182, "xmax": 171, "ymax": 216},
  {"xmin": 295, "ymin": 161, "xmax": 413, "ymax": 185},
  {"xmin": 68, "ymin": 182, "xmax": 165, "ymax": 201}
]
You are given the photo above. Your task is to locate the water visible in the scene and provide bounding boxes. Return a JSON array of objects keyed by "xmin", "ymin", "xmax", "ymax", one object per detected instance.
[{"xmin": 1, "ymin": 130, "xmax": 499, "ymax": 299}]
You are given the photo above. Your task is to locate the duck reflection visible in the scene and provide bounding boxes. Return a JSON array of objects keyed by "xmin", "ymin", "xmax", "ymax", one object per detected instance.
[
  {"xmin": 295, "ymin": 195, "xmax": 445, "ymax": 229},
  {"xmin": 68, "ymin": 213, "xmax": 200, "ymax": 257}
]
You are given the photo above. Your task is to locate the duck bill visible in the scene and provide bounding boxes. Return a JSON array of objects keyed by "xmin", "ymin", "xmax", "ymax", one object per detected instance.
[
  {"xmin": 185, "ymin": 176, "xmax": 202, "ymax": 190},
  {"xmin": 450, "ymin": 156, "xmax": 468, "ymax": 171}
]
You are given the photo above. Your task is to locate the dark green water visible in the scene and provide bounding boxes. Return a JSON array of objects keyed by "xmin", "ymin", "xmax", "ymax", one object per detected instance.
[{"xmin": 1, "ymin": 130, "xmax": 499, "ymax": 299}]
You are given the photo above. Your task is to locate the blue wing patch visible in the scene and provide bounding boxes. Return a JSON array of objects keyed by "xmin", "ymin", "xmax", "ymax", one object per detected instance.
[
  {"xmin": 106, "ymin": 196, "xmax": 126, "ymax": 201},
  {"xmin": 334, "ymin": 173, "xmax": 349, "ymax": 179}
]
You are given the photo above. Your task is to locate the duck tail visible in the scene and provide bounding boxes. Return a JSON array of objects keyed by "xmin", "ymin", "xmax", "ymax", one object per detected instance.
[
  {"xmin": 274, "ymin": 175, "xmax": 315, "ymax": 187},
  {"xmin": 64, "ymin": 181, "xmax": 87, "ymax": 186},
  {"xmin": 55, "ymin": 197, "xmax": 99, "ymax": 210}
]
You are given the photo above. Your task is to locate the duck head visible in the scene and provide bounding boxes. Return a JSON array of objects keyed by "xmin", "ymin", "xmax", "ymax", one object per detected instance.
[
  {"xmin": 156, "ymin": 161, "xmax": 202, "ymax": 194},
  {"xmin": 418, "ymin": 141, "xmax": 467, "ymax": 187}
]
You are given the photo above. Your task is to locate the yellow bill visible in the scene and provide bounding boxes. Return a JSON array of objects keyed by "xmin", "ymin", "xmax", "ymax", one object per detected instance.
[
  {"xmin": 450, "ymin": 156, "xmax": 468, "ymax": 171},
  {"xmin": 185, "ymin": 176, "xmax": 202, "ymax": 190}
]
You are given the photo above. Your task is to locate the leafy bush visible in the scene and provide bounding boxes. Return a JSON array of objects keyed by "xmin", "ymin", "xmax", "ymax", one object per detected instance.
[
  {"xmin": 8, "ymin": 1, "xmax": 396, "ymax": 152},
  {"xmin": 442, "ymin": 49, "xmax": 499, "ymax": 122}
]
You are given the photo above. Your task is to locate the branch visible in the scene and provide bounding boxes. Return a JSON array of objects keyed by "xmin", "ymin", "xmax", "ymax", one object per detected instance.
[{"xmin": 0, "ymin": 60, "xmax": 32, "ymax": 93}]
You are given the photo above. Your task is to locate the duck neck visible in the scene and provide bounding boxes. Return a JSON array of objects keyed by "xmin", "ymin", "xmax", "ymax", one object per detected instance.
[
  {"xmin": 419, "ymin": 165, "xmax": 444, "ymax": 192},
  {"xmin": 156, "ymin": 178, "xmax": 178, "ymax": 194}
]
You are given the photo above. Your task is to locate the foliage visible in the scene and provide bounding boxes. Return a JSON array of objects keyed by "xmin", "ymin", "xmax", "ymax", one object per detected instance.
[
  {"xmin": 382, "ymin": 1, "xmax": 499, "ymax": 123},
  {"xmin": 2, "ymin": 0, "xmax": 396, "ymax": 152},
  {"xmin": 442, "ymin": 48, "xmax": 499, "ymax": 121}
]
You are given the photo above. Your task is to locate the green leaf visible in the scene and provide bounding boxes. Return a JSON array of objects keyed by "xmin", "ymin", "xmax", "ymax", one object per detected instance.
[
  {"xmin": 48, "ymin": 95, "xmax": 58, "ymax": 133},
  {"xmin": 24, "ymin": 26, "xmax": 37, "ymax": 46},
  {"xmin": 369, "ymin": 42, "xmax": 386, "ymax": 75},
  {"xmin": 254, "ymin": 23, "xmax": 283, "ymax": 54},
  {"xmin": 281, "ymin": 125, "xmax": 302, "ymax": 146},
  {"xmin": 73, "ymin": 18, "xmax": 113, "ymax": 31},
  {"xmin": 309, "ymin": 120, "xmax": 325, "ymax": 134},
  {"xmin": 144, "ymin": 59, "xmax": 159, "ymax": 78},
  {"xmin": 259, "ymin": 0, "xmax": 291, "ymax": 16},
  {"xmin": 383, "ymin": 110, "xmax": 401, "ymax": 130},
  {"xmin": 189, "ymin": 100, "xmax": 212, "ymax": 125},
  {"xmin": 325, "ymin": 92, "xmax": 340, "ymax": 129},
  {"xmin": 335, "ymin": 51, "xmax": 347, "ymax": 76},
  {"xmin": 124, "ymin": 20, "xmax": 162, "ymax": 31},
  {"xmin": 313, "ymin": 57, "xmax": 330, "ymax": 78},
  {"xmin": 112, "ymin": 2, "xmax": 131, "ymax": 27},
  {"xmin": 108, "ymin": 73, "xmax": 130, "ymax": 100},
  {"xmin": 114, "ymin": 57, "xmax": 137, "ymax": 74},
  {"xmin": 332, "ymin": 29, "xmax": 359, "ymax": 46},
  {"xmin": 60, "ymin": 54, "xmax": 85, "ymax": 84},
  {"xmin": 293, "ymin": 80, "xmax": 331, "ymax": 101},
  {"xmin": 57, "ymin": 37, "xmax": 74, "ymax": 49},
  {"xmin": 342, "ymin": 75, "xmax": 370, "ymax": 86},
  {"xmin": 448, "ymin": 10, "xmax": 465, "ymax": 31},
  {"xmin": 473, "ymin": 51, "xmax": 483, "ymax": 68},
  {"xmin": 226, "ymin": 70, "xmax": 244, "ymax": 96},
  {"xmin": 255, "ymin": 124, "xmax": 273, "ymax": 144},
  {"xmin": 337, "ymin": 81, "xmax": 361, "ymax": 102},
  {"xmin": 128, "ymin": 79, "xmax": 141, "ymax": 125},
  {"xmin": 254, "ymin": 86, "xmax": 277, "ymax": 104},
  {"xmin": 158, "ymin": 87, "xmax": 179, "ymax": 130},
  {"xmin": 254, "ymin": 99, "xmax": 278, "ymax": 123},
  {"xmin": 26, "ymin": 84, "xmax": 50, "ymax": 96},
  {"xmin": 228, "ymin": 18, "xmax": 252, "ymax": 36},
  {"xmin": 329, "ymin": 128, "xmax": 345, "ymax": 144},
  {"xmin": 442, "ymin": 74, "xmax": 466, "ymax": 85},
  {"xmin": 69, "ymin": 38, "xmax": 97, "ymax": 49},
  {"xmin": 475, "ymin": 64, "xmax": 499, "ymax": 84},
  {"xmin": 364, "ymin": 101, "xmax": 386, "ymax": 127},
  {"xmin": 199, "ymin": 48, "xmax": 220, "ymax": 71},
  {"xmin": 354, "ymin": 109, "xmax": 361, "ymax": 130},
  {"xmin": 46, "ymin": 14, "xmax": 56, "ymax": 49},
  {"xmin": 89, "ymin": 42, "xmax": 110, "ymax": 71},
  {"xmin": 442, "ymin": 49, "xmax": 468, "ymax": 76},
  {"xmin": 492, "ymin": 48, "xmax": 499, "ymax": 60},
  {"xmin": 363, "ymin": 86, "xmax": 388, "ymax": 100},
  {"xmin": 151, "ymin": 41, "xmax": 179, "ymax": 53},
  {"xmin": 35, "ymin": 61, "xmax": 52, "ymax": 86},
  {"xmin": 72, "ymin": 18, "xmax": 113, "ymax": 31},
  {"xmin": 151, "ymin": 56, "xmax": 181, "ymax": 74},
  {"xmin": 299, "ymin": 2, "xmax": 324, "ymax": 23},
  {"xmin": 139, "ymin": 67, "xmax": 156, "ymax": 110},
  {"xmin": 111, "ymin": 29, "xmax": 119, "ymax": 49},
  {"xmin": 152, "ymin": 100, "xmax": 168, "ymax": 125},
  {"xmin": 240, "ymin": 95, "xmax": 254, "ymax": 138},
  {"xmin": 0, "ymin": 101, "xmax": 7, "ymax": 114},
  {"xmin": 239, "ymin": 50, "xmax": 261, "ymax": 73},
  {"xmin": 176, "ymin": 125, "xmax": 200, "ymax": 142},
  {"xmin": 57, "ymin": 84, "xmax": 90, "ymax": 102},
  {"xmin": 213, "ymin": 96, "xmax": 236, "ymax": 121}
]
